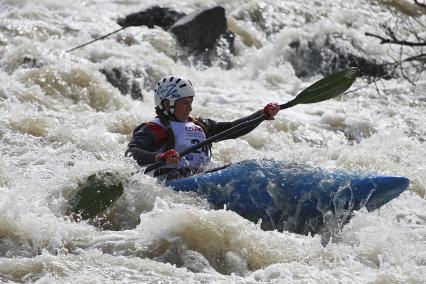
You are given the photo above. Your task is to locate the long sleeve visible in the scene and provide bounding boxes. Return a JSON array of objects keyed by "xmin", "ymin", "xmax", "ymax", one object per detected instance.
[
  {"xmin": 126, "ymin": 123, "xmax": 164, "ymax": 166},
  {"xmin": 199, "ymin": 110, "xmax": 264, "ymax": 140}
]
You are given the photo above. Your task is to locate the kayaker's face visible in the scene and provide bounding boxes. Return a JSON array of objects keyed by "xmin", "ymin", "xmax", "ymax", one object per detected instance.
[{"xmin": 173, "ymin": 97, "xmax": 193, "ymax": 122}]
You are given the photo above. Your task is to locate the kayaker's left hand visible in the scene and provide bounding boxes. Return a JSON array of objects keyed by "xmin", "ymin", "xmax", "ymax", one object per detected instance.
[
  {"xmin": 156, "ymin": 149, "xmax": 180, "ymax": 165},
  {"xmin": 262, "ymin": 102, "xmax": 280, "ymax": 120}
]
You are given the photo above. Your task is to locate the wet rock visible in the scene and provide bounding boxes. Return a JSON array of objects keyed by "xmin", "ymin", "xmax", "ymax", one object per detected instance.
[
  {"xmin": 170, "ymin": 6, "xmax": 227, "ymax": 52},
  {"xmin": 22, "ymin": 56, "xmax": 42, "ymax": 69},
  {"xmin": 100, "ymin": 67, "xmax": 143, "ymax": 100},
  {"xmin": 118, "ymin": 6, "xmax": 235, "ymax": 69},
  {"xmin": 117, "ymin": 6, "xmax": 185, "ymax": 30},
  {"xmin": 181, "ymin": 250, "xmax": 211, "ymax": 273},
  {"xmin": 288, "ymin": 34, "xmax": 393, "ymax": 80},
  {"xmin": 169, "ymin": 6, "xmax": 235, "ymax": 69},
  {"xmin": 223, "ymin": 251, "xmax": 249, "ymax": 276},
  {"xmin": 183, "ymin": 31, "xmax": 235, "ymax": 69}
]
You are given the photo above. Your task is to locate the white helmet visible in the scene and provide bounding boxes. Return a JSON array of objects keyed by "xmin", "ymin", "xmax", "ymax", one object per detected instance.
[{"xmin": 154, "ymin": 76, "xmax": 195, "ymax": 114}]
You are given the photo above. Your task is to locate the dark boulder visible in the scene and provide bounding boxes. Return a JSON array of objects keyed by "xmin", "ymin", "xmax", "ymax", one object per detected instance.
[
  {"xmin": 117, "ymin": 6, "xmax": 185, "ymax": 30},
  {"xmin": 184, "ymin": 31, "xmax": 235, "ymax": 69},
  {"xmin": 169, "ymin": 6, "xmax": 227, "ymax": 52},
  {"xmin": 288, "ymin": 34, "xmax": 393, "ymax": 80},
  {"xmin": 117, "ymin": 5, "xmax": 235, "ymax": 69},
  {"xmin": 100, "ymin": 67, "xmax": 143, "ymax": 100},
  {"xmin": 169, "ymin": 6, "xmax": 234, "ymax": 68}
]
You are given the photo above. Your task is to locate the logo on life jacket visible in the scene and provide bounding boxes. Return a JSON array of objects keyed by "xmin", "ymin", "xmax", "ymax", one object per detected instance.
[{"xmin": 185, "ymin": 125, "xmax": 203, "ymax": 132}]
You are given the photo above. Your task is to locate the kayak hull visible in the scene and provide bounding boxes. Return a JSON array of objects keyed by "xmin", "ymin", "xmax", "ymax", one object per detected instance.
[{"xmin": 166, "ymin": 159, "xmax": 409, "ymax": 235}]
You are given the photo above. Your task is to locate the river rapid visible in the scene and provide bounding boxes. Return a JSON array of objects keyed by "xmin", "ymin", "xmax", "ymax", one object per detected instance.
[{"xmin": 0, "ymin": 0, "xmax": 425, "ymax": 283}]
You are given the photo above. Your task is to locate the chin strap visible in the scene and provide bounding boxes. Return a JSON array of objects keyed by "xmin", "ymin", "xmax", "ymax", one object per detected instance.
[
  {"xmin": 166, "ymin": 110, "xmax": 175, "ymax": 119},
  {"xmin": 166, "ymin": 105, "xmax": 174, "ymax": 114},
  {"xmin": 158, "ymin": 107, "xmax": 179, "ymax": 122}
]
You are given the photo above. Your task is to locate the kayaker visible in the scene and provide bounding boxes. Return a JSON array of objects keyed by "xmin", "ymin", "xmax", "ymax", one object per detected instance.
[{"xmin": 125, "ymin": 75, "xmax": 279, "ymax": 180}]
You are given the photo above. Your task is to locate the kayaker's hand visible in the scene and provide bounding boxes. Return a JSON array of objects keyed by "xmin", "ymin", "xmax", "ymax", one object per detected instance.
[
  {"xmin": 262, "ymin": 102, "xmax": 280, "ymax": 120},
  {"xmin": 156, "ymin": 149, "xmax": 180, "ymax": 165}
]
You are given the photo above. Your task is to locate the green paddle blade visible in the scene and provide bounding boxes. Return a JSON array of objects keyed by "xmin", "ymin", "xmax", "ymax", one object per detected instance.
[
  {"xmin": 286, "ymin": 67, "xmax": 359, "ymax": 108},
  {"xmin": 69, "ymin": 172, "xmax": 124, "ymax": 220}
]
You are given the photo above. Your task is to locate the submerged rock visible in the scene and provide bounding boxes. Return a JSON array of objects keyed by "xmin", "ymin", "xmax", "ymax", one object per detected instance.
[
  {"xmin": 100, "ymin": 67, "xmax": 143, "ymax": 100},
  {"xmin": 21, "ymin": 56, "xmax": 42, "ymax": 69},
  {"xmin": 288, "ymin": 34, "xmax": 393, "ymax": 80}
]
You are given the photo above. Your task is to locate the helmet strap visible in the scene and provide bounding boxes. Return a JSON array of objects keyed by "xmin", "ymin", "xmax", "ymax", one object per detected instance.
[
  {"xmin": 166, "ymin": 110, "xmax": 178, "ymax": 121},
  {"xmin": 158, "ymin": 100, "xmax": 179, "ymax": 121},
  {"xmin": 156, "ymin": 108, "xmax": 177, "ymax": 122},
  {"xmin": 168, "ymin": 104, "xmax": 175, "ymax": 114},
  {"xmin": 166, "ymin": 102, "xmax": 179, "ymax": 121}
]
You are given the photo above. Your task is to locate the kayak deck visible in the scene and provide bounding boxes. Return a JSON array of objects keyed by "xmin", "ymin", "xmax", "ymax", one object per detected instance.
[{"xmin": 166, "ymin": 159, "xmax": 409, "ymax": 235}]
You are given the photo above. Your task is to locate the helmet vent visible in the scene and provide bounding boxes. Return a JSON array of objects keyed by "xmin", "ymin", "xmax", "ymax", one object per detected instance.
[{"xmin": 154, "ymin": 76, "xmax": 194, "ymax": 110}]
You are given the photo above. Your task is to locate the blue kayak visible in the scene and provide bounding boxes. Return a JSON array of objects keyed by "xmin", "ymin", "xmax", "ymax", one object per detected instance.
[{"xmin": 165, "ymin": 159, "xmax": 409, "ymax": 235}]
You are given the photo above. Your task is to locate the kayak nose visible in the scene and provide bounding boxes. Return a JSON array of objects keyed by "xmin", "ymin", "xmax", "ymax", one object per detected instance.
[{"xmin": 363, "ymin": 176, "xmax": 409, "ymax": 212}]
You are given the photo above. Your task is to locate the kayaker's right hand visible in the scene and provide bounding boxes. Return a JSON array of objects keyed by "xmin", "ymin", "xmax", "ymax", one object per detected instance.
[
  {"xmin": 262, "ymin": 102, "xmax": 280, "ymax": 120},
  {"xmin": 156, "ymin": 149, "xmax": 180, "ymax": 165}
]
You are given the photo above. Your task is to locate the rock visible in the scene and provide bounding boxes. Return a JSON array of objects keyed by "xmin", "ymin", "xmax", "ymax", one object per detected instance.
[
  {"xmin": 117, "ymin": 6, "xmax": 185, "ymax": 30},
  {"xmin": 169, "ymin": 6, "xmax": 234, "ymax": 68},
  {"xmin": 100, "ymin": 67, "xmax": 143, "ymax": 100},
  {"xmin": 22, "ymin": 57, "xmax": 42, "ymax": 69},
  {"xmin": 169, "ymin": 6, "xmax": 227, "ymax": 52},
  {"xmin": 288, "ymin": 34, "xmax": 393, "ymax": 80},
  {"xmin": 117, "ymin": 6, "xmax": 235, "ymax": 69},
  {"xmin": 185, "ymin": 31, "xmax": 235, "ymax": 69},
  {"xmin": 181, "ymin": 250, "xmax": 211, "ymax": 273}
]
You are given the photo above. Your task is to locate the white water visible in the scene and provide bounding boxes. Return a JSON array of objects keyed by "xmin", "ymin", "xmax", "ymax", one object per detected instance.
[{"xmin": 0, "ymin": 0, "xmax": 425, "ymax": 283}]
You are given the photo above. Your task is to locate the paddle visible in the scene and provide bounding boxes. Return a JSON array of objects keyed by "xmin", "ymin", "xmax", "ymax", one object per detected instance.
[
  {"xmin": 66, "ymin": 27, "xmax": 128, "ymax": 53},
  {"xmin": 144, "ymin": 67, "xmax": 359, "ymax": 174}
]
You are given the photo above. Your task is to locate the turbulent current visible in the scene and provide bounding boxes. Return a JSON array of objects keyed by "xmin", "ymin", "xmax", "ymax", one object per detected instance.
[{"xmin": 0, "ymin": 0, "xmax": 425, "ymax": 283}]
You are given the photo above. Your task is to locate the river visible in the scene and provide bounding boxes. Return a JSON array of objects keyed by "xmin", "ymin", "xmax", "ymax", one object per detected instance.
[{"xmin": 0, "ymin": 0, "xmax": 425, "ymax": 283}]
